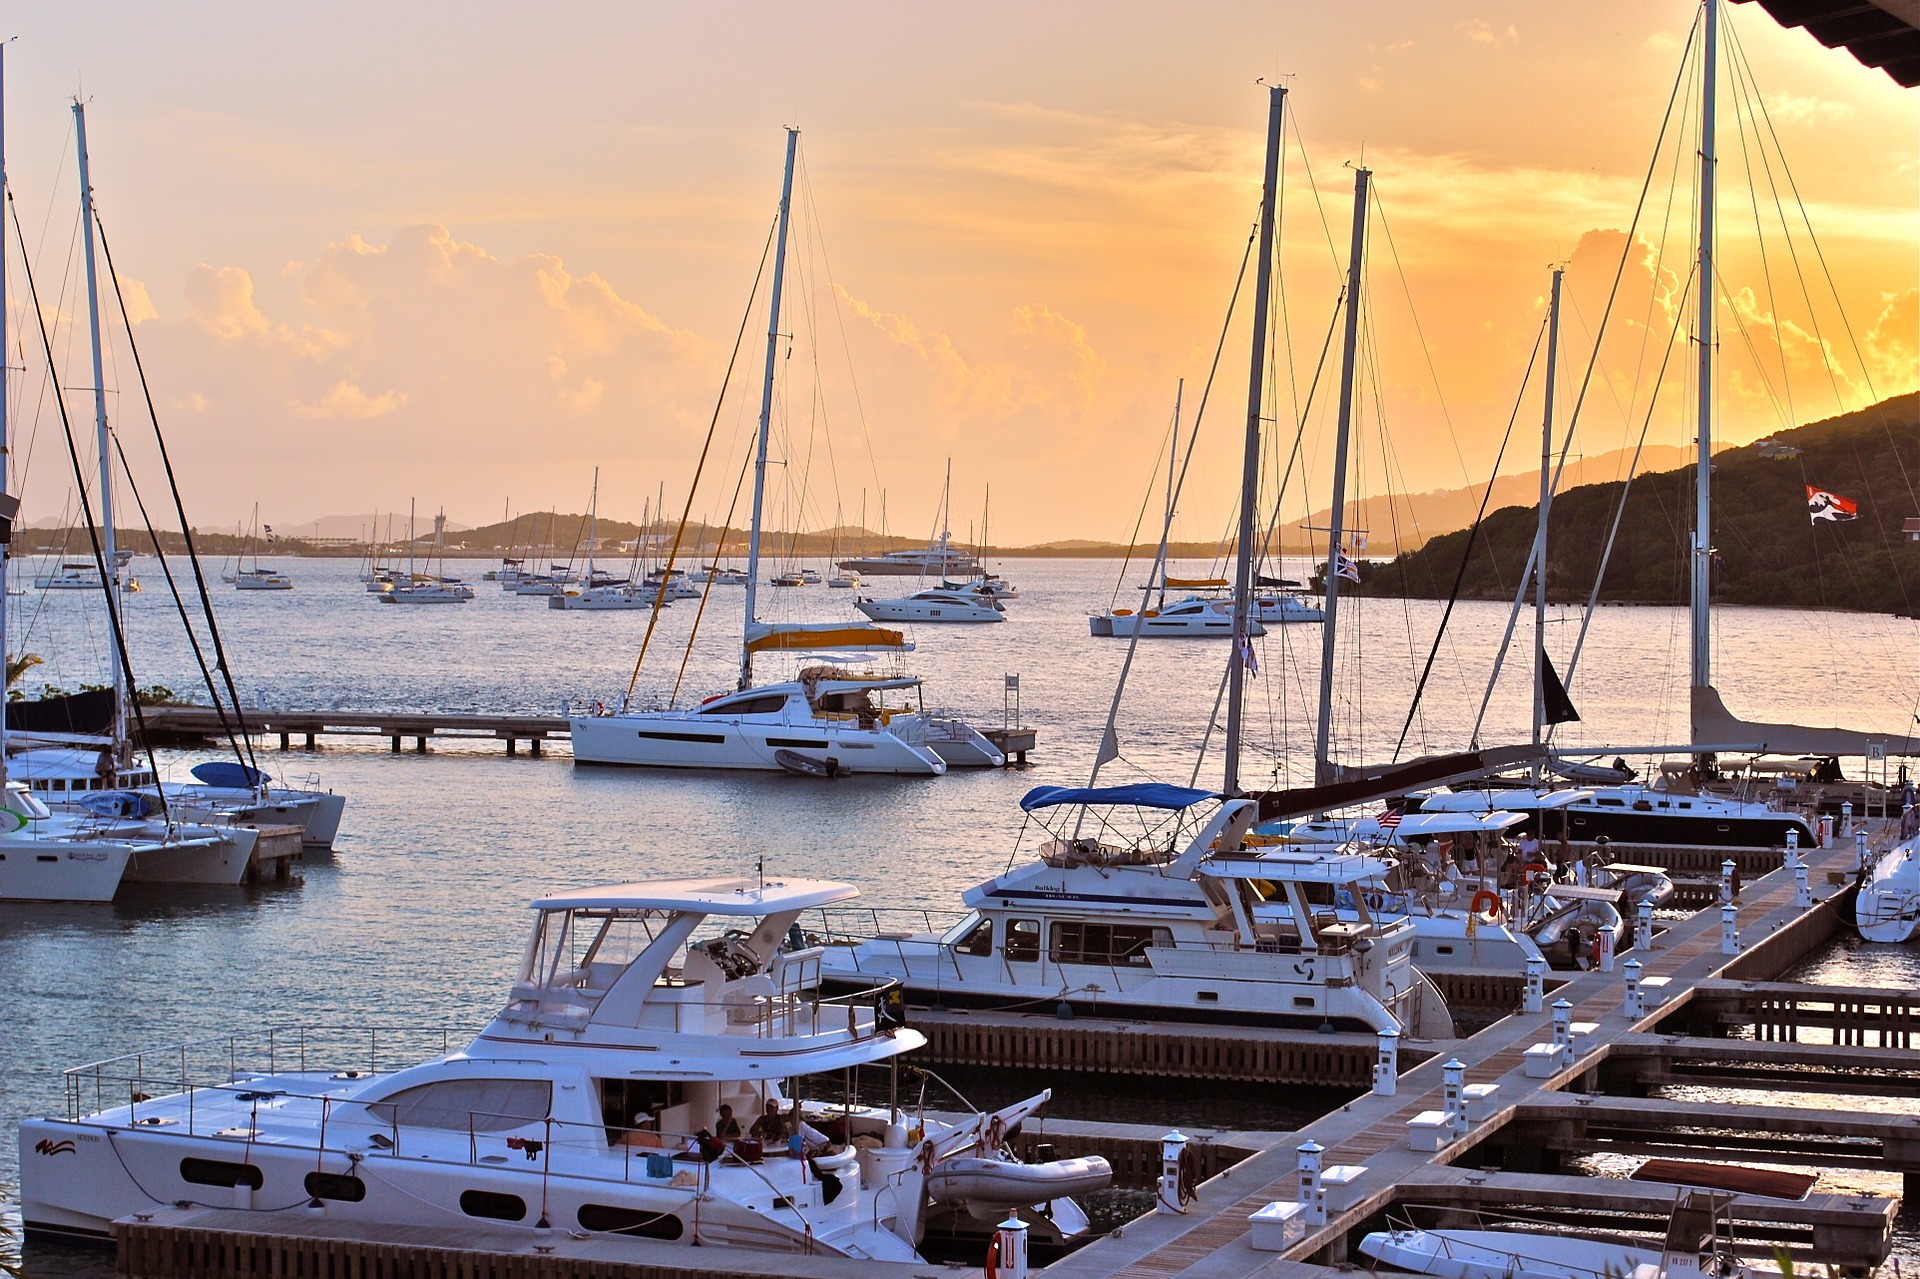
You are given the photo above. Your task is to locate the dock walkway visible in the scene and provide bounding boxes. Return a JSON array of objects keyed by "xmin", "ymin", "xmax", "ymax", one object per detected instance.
[
  {"xmin": 140, "ymin": 704, "xmax": 568, "ymax": 755},
  {"xmin": 1044, "ymin": 836, "xmax": 1897, "ymax": 1278}
]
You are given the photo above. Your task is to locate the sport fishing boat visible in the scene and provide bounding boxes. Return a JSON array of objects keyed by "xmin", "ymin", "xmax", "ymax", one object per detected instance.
[
  {"xmin": 570, "ymin": 129, "xmax": 996, "ymax": 777},
  {"xmin": 19, "ymin": 873, "xmax": 1106, "ymax": 1259},
  {"xmin": 814, "ymin": 785, "xmax": 1453, "ymax": 1037},
  {"xmin": 855, "ymin": 586, "xmax": 1006, "ymax": 624}
]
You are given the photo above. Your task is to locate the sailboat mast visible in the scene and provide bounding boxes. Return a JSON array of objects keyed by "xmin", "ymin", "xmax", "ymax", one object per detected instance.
[
  {"xmin": 74, "ymin": 102, "xmax": 126, "ymax": 756},
  {"xmin": 1313, "ymin": 165, "xmax": 1371, "ymax": 787},
  {"xmin": 1223, "ymin": 84, "xmax": 1285, "ymax": 797},
  {"xmin": 740, "ymin": 126, "xmax": 799, "ymax": 691},
  {"xmin": 0, "ymin": 44, "xmax": 10, "ymax": 785},
  {"xmin": 585, "ymin": 468, "xmax": 599, "ymax": 581},
  {"xmin": 1691, "ymin": 0, "xmax": 1718, "ymax": 696},
  {"xmin": 1160, "ymin": 395, "xmax": 1179, "ymax": 612},
  {"xmin": 1532, "ymin": 267, "xmax": 1564, "ymax": 770}
]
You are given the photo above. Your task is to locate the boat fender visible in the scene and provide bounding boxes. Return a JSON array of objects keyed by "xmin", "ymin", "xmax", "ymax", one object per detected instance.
[{"xmin": 1469, "ymin": 889, "xmax": 1502, "ymax": 919}]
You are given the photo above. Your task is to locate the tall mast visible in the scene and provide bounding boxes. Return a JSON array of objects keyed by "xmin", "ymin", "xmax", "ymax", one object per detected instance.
[
  {"xmin": 409, "ymin": 498, "xmax": 416, "ymax": 580},
  {"xmin": 1223, "ymin": 84, "xmax": 1285, "ymax": 797},
  {"xmin": 740, "ymin": 127, "xmax": 799, "ymax": 690},
  {"xmin": 1159, "ymin": 391, "xmax": 1179, "ymax": 612},
  {"xmin": 1532, "ymin": 267, "xmax": 1564, "ymax": 773},
  {"xmin": 1313, "ymin": 165, "xmax": 1370, "ymax": 786},
  {"xmin": 585, "ymin": 467, "xmax": 599, "ymax": 581},
  {"xmin": 0, "ymin": 44, "xmax": 9, "ymax": 787},
  {"xmin": 74, "ymin": 101, "xmax": 126, "ymax": 757},
  {"xmin": 1690, "ymin": 0, "xmax": 1718, "ymax": 697}
]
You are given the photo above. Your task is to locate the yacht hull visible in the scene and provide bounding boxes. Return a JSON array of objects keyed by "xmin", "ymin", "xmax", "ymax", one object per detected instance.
[
  {"xmin": 0, "ymin": 843, "xmax": 131, "ymax": 901},
  {"xmin": 1856, "ymin": 837, "xmax": 1920, "ymax": 943},
  {"xmin": 120, "ymin": 830, "xmax": 257, "ymax": 885},
  {"xmin": 571, "ymin": 715, "xmax": 947, "ymax": 775},
  {"xmin": 1094, "ymin": 613, "xmax": 1266, "ymax": 638}
]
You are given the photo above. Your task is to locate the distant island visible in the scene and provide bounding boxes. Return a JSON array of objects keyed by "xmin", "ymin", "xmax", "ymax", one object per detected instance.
[{"xmin": 1345, "ymin": 394, "xmax": 1920, "ymax": 616}]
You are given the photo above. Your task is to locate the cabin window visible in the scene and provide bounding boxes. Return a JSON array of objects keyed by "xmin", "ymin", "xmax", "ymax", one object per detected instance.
[
  {"xmin": 304, "ymin": 1171, "xmax": 366, "ymax": 1202},
  {"xmin": 1048, "ymin": 922, "xmax": 1172, "ymax": 967},
  {"xmin": 460, "ymin": 1189, "xmax": 527, "ymax": 1222},
  {"xmin": 699, "ymin": 695, "xmax": 787, "ymax": 716},
  {"xmin": 577, "ymin": 1203, "xmax": 685, "ymax": 1239},
  {"xmin": 955, "ymin": 918, "xmax": 993, "ymax": 957},
  {"xmin": 370, "ymin": 1079, "xmax": 552, "ymax": 1132},
  {"xmin": 1004, "ymin": 919, "xmax": 1040, "ymax": 964},
  {"xmin": 180, "ymin": 1158, "xmax": 263, "ymax": 1190},
  {"xmin": 1596, "ymin": 798, "xmax": 1626, "ymax": 807}
]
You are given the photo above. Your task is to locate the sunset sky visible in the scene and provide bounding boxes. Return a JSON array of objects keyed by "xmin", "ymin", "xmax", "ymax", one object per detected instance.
[{"xmin": 2, "ymin": 1, "xmax": 1913, "ymax": 545}]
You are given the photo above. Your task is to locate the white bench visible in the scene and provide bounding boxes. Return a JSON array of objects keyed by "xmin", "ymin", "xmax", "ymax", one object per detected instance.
[
  {"xmin": 1248, "ymin": 1200, "xmax": 1308, "ymax": 1251},
  {"xmin": 1463, "ymin": 1083, "xmax": 1501, "ymax": 1124},
  {"xmin": 1407, "ymin": 1110, "xmax": 1452, "ymax": 1152}
]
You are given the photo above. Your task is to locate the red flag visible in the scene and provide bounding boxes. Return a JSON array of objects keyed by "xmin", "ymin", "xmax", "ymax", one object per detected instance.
[{"xmin": 1806, "ymin": 485, "xmax": 1858, "ymax": 523}]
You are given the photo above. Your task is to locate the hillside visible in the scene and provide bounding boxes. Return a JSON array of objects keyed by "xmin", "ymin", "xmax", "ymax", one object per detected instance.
[{"xmin": 1349, "ymin": 395, "xmax": 1920, "ymax": 616}]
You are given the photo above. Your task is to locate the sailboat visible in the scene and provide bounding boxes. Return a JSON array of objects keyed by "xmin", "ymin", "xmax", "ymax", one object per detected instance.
[
  {"xmin": 817, "ymin": 89, "xmax": 1452, "ymax": 1038},
  {"xmin": 232, "ymin": 503, "xmax": 291, "ymax": 590},
  {"xmin": 381, "ymin": 501, "xmax": 473, "ymax": 604},
  {"xmin": 570, "ymin": 129, "xmax": 999, "ymax": 776},
  {"xmin": 551, "ymin": 469, "xmax": 653, "ymax": 610}
]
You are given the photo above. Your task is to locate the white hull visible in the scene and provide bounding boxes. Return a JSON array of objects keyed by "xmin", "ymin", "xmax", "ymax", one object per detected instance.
[
  {"xmin": 924, "ymin": 719, "xmax": 1005, "ymax": 768},
  {"xmin": 1361, "ymin": 1227, "xmax": 1657, "ymax": 1279},
  {"xmin": 121, "ymin": 830, "xmax": 257, "ymax": 885},
  {"xmin": 572, "ymin": 713, "xmax": 946, "ymax": 775},
  {"xmin": 0, "ymin": 842, "xmax": 131, "ymax": 901},
  {"xmin": 550, "ymin": 591, "xmax": 655, "ymax": 610},
  {"xmin": 856, "ymin": 600, "xmax": 1003, "ymax": 623},
  {"xmin": 1092, "ymin": 610, "xmax": 1266, "ymax": 638},
  {"xmin": 1857, "ymin": 835, "xmax": 1920, "ymax": 943}
]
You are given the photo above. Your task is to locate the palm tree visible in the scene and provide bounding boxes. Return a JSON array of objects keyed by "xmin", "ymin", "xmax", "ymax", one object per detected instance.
[{"xmin": 6, "ymin": 651, "xmax": 42, "ymax": 694}]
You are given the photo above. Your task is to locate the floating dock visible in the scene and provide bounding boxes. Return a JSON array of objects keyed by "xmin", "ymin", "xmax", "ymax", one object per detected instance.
[{"xmin": 140, "ymin": 705, "xmax": 568, "ymax": 755}]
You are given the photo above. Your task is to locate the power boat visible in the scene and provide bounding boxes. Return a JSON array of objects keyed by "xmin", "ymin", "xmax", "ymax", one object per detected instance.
[
  {"xmin": 835, "ymin": 530, "xmax": 981, "ymax": 579},
  {"xmin": 1407, "ymin": 784, "xmax": 1817, "ymax": 851},
  {"xmin": 573, "ymin": 637, "xmax": 957, "ymax": 775},
  {"xmin": 856, "ymin": 587, "xmax": 1005, "ymax": 624},
  {"xmin": 813, "ymin": 785, "xmax": 1453, "ymax": 1037},
  {"xmin": 1090, "ymin": 595, "xmax": 1265, "ymax": 638},
  {"xmin": 19, "ymin": 873, "xmax": 1106, "ymax": 1259},
  {"xmin": 1252, "ymin": 592, "xmax": 1323, "ymax": 623}
]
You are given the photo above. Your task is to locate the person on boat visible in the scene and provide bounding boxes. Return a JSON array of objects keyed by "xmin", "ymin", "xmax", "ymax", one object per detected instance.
[
  {"xmin": 623, "ymin": 1114, "xmax": 664, "ymax": 1148},
  {"xmin": 1517, "ymin": 830, "xmax": 1542, "ymax": 864},
  {"xmin": 749, "ymin": 1099, "xmax": 788, "ymax": 1145},
  {"xmin": 714, "ymin": 1103, "xmax": 742, "ymax": 1142}
]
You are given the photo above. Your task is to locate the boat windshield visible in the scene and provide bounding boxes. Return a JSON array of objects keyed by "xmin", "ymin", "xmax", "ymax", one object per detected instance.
[{"xmin": 519, "ymin": 907, "xmax": 666, "ymax": 994}]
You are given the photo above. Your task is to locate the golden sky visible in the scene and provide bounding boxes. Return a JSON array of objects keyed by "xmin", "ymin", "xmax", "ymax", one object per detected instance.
[{"xmin": 3, "ymin": 1, "xmax": 1913, "ymax": 545}]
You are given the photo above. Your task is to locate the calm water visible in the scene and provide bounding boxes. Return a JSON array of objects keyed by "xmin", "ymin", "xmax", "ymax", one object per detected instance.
[{"xmin": 2, "ymin": 556, "xmax": 1916, "ymax": 1271}]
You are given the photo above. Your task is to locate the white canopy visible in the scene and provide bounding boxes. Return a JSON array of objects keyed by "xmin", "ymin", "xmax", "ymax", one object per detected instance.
[{"xmin": 531, "ymin": 875, "xmax": 860, "ymax": 915}]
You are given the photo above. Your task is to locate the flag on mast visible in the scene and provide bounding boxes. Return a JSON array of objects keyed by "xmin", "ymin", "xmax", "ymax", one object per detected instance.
[
  {"xmin": 1333, "ymin": 551, "xmax": 1361, "ymax": 583},
  {"xmin": 1806, "ymin": 486, "xmax": 1858, "ymax": 523}
]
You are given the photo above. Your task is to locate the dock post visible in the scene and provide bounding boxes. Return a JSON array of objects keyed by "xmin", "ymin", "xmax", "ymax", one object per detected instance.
[
  {"xmin": 1636, "ymin": 897, "xmax": 1654, "ymax": 951},
  {"xmin": 1372, "ymin": 1028, "xmax": 1399, "ymax": 1096},
  {"xmin": 1523, "ymin": 956, "xmax": 1545, "ymax": 1013},
  {"xmin": 1785, "ymin": 827, "xmax": 1800, "ymax": 870},
  {"xmin": 506, "ymin": 738, "xmax": 516, "ymax": 756},
  {"xmin": 1720, "ymin": 903, "xmax": 1740, "ymax": 955},
  {"xmin": 1856, "ymin": 829, "xmax": 1869, "ymax": 872},
  {"xmin": 531, "ymin": 737, "xmax": 542, "ymax": 757},
  {"xmin": 1442, "ymin": 1059, "xmax": 1466, "ymax": 1139},
  {"xmin": 305, "ymin": 732, "xmax": 315, "ymax": 749},
  {"xmin": 1842, "ymin": 800, "xmax": 1853, "ymax": 838},
  {"xmin": 415, "ymin": 736, "xmax": 427, "ymax": 753},
  {"xmin": 1157, "ymin": 1132, "xmax": 1190, "ymax": 1213},
  {"xmin": 391, "ymin": 736, "xmax": 401, "ymax": 753},
  {"xmin": 1623, "ymin": 959, "xmax": 1644, "ymax": 1019},
  {"xmin": 1551, "ymin": 998, "xmax": 1573, "ymax": 1065},
  {"xmin": 1597, "ymin": 923, "xmax": 1616, "ymax": 973},
  {"xmin": 1295, "ymin": 1140, "xmax": 1325, "ymax": 1225},
  {"xmin": 279, "ymin": 731, "xmax": 290, "ymax": 751},
  {"xmin": 993, "ymin": 1215, "xmax": 1029, "ymax": 1279},
  {"xmin": 1795, "ymin": 863, "xmax": 1812, "ymax": 909},
  {"xmin": 1720, "ymin": 858, "xmax": 1736, "ymax": 903}
]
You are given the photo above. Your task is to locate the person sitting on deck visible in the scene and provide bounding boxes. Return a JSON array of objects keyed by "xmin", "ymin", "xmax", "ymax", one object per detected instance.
[
  {"xmin": 714, "ymin": 1103, "xmax": 742, "ymax": 1142},
  {"xmin": 749, "ymin": 1099, "xmax": 789, "ymax": 1145},
  {"xmin": 622, "ymin": 1114, "xmax": 663, "ymax": 1148}
]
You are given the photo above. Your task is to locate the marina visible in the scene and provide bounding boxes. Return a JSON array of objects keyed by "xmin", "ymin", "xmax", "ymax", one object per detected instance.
[{"xmin": 1, "ymin": 1, "xmax": 1917, "ymax": 1277}]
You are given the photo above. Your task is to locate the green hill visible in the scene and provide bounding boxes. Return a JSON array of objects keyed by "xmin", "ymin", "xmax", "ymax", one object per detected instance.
[{"xmin": 1349, "ymin": 394, "xmax": 1920, "ymax": 616}]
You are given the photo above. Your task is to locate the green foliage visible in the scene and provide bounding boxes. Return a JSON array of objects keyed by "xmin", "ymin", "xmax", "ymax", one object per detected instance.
[
  {"xmin": 5, "ymin": 651, "xmax": 41, "ymax": 689},
  {"xmin": 1355, "ymin": 395, "xmax": 1920, "ymax": 616}
]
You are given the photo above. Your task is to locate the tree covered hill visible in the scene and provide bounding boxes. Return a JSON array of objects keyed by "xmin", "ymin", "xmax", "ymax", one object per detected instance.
[{"xmin": 1349, "ymin": 394, "xmax": 1920, "ymax": 617}]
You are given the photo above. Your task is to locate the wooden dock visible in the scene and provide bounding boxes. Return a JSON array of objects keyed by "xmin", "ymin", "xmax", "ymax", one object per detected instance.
[{"xmin": 140, "ymin": 705, "xmax": 568, "ymax": 755}]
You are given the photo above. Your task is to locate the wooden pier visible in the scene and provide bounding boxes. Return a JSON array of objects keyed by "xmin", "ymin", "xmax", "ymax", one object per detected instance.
[{"xmin": 140, "ymin": 705, "xmax": 568, "ymax": 756}]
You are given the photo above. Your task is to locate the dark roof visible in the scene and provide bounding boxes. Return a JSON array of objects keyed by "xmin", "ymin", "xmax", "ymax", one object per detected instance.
[{"xmin": 1732, "ymin": 0, "xmax": 1920, "ymax": 87}]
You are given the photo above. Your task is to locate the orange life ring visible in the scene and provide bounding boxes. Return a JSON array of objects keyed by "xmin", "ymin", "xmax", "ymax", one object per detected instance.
[
  {"xmin": 1523, "ymin": 862, "xmax": 1549, "ymax": 876},
  {"xmin": 1469, "ymin": 889, "xmax": 1502, "ymax": 919},
  {"xmin": 1592, "ymin": 932, "xmax": 1605, "ymax": 969},
  {"xmin": 984, "ymin": 1234, "xmax": 1001, "ymax": 1279},
  {"xmin": 591, "ymin": 700, "xmax": 605, "ymax": 716}
]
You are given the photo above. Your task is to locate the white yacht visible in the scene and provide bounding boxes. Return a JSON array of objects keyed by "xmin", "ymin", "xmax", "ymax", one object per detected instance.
[
  {"xmin": 814, "ymin": 785, "xmax": 1453, "ymax": 1037},
  {"xmin": 835, "ymin": 531, "xmax": 981, "ymax": 579},
  {"xmin": 1856, "ymin": 830, "xmax": 1920, "ymax": 942},
  {"xmin": 573, "ymin": 626, "xmax": 963, "ymax": 775},
  {"xmin": 382, "ymin": 580, "xmax": 474, "ymax": 604},
  {"xmin": 855, "ymin": 587, "xmax": 1005, "ymax": 624},
  {"xmin": 20, "ymin": 874, "xmax": 1105, "ymax": 1259},
  {"xmin": 33, "ymin": 562, "xmax": 103, "ymax": 590},
  {"xmin": 0, "ymin": 780, "xmax": 257, "ymax": 895},
  {"xmin": 1090, "ymin": 595, "xmax": 1265, "ymax": 638},
  {"xmin": 550, "ymin": 583, "xmax": 655, "ymax": 611},
  {"xmin": 570, "ymin": 130, "xmax": 998, "ymax": 777},
  {"xmin": 234, "ymin": 567, "xmax": 293, "ymax": 591},
  {"xmin": 1407, "ymin": 784, "xmax": 1817, "ymax": 851}
]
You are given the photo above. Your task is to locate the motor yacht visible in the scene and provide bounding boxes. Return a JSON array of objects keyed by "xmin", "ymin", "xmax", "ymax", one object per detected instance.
[
  {"xmin": 835, "ymin": 531, "xmax": 981, "ymax": 579},
  {"xmin": 19, "ymin": 873, "xmax": 1105, "ymax": 1259},
  {"xmin": 855, "ymin": 587, "xmax": 1005, "ymax": 624},
  {"xmin": 1407, "ymin": 784, "xmax": 1816, "ymax": 851},
  {"xmin": 813, "ymin": 785, "xmax": 1453, "ymax": 1037},
  {"xmin": 1090, "ymin": 595, "xmax": 1264, "ymax": 638}
]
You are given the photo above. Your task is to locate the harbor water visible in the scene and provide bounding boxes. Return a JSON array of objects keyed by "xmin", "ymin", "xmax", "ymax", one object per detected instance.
[{"xmin": 2, "ymin": 556, "xmax": 1916, "ymax": 1272}]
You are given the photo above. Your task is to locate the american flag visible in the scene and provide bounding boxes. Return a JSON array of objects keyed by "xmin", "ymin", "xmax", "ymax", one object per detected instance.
[{"xmin": 1377, "ymin": 808, "xmax": 1402, "ymax": 830}]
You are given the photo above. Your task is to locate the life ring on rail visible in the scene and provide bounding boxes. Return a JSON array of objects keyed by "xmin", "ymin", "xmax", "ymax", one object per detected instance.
[
  {"xmin": 984, "ymin": 1234, "xmax": 1002, "ymax": 1279},
  {"xmin": 591, "ymin": 700, "xmax": 605, "ymax": 716},
  {"xmin": 1523, "ymin": 862, "xmax": 1549, "ymax": 876},
  {"xmin": 1469, "ymin": 889, "xmax": 1503, "ymax": 919}
]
